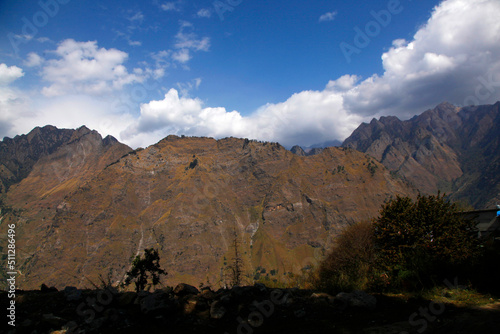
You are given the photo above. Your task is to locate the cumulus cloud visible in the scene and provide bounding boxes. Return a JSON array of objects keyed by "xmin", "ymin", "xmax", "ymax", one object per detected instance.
[
  {"xmin": 1, "ymin": 89, "xmax": 135, "ymax": 144},
  {"xmin": 0, "ymin": 90, "xmax": 31, "ymax": 137},
  {"xmin": 24, "ymin": 53, "xmax": 44, "ymax": 67},
  {"xmin": 122, "ymin": 87, "xmax": 362, "ymax": 148},
  {"xmin": 121, "ymin": 0, "xmax": 500, "ymax": 148},
  {"xmin": 343, "ymin": 0, "xmax": 500, "ymax": 118},
  {"xmin": 0, "ymin": 64, "xmax": 29, "ymax": 136},
  {"xmin": 0, "ymin": 64, "xmax": 133, "ymax": 142},
  {"xmin": 319, "ymin": 11, "xmax": 337, "ymax": 22},
  {"xmin": 39, "ymin": 39, "xmax": 143, "ymax": 97},
  {"xmin": 32, "ymin": 96, "xmax": 135, "ymax": 141},
  {"xmin": 0, "ymin": 63, "xmax": 24, "ymax": 85},
  {"xmin": 325, "ymin": 75, "xmax": 361, "ymax": 92}
]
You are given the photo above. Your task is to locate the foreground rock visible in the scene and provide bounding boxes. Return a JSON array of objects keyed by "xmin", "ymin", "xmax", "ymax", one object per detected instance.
[
  {"xmin": 4, "ymin": 284, "xmax": 500, "ymax": 334},
  {"xmin": 5, "ymin": 284, "xmax": 376, "ymax": 333},
  {"xmin": 335, "ymin": 290, "xmax": 377, "ymax": 310}
]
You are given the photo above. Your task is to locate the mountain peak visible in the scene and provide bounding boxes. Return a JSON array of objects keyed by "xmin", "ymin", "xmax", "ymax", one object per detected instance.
[
  {"xmin": 343, "ymin": 101, "xmax": 500, "ymax": 208},
  {"xmin": 0, "ymin": 125, "xmax": 131, "ymax": 193},
  {"xmin": 436, "ymin": 101, "xmax": 456, "ymax": 109}
]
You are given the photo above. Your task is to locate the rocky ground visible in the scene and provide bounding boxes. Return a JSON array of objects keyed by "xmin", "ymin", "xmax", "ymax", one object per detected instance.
[{"xmin": 2, "ymin": 283, "xmax": 500, "ymax": 334}]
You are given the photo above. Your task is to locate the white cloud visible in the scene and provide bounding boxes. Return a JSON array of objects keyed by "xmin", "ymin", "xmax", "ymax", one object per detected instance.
[
  {"xmin": 0, "ymin": 59, "xmax": 141, "ymax": 142},
  {"xmin": 34, "ymin": 96, "xmax": 135, "ymax": 141},
  {"xmin": 0, "ymin": 64, "xmax": 30, "ymax": 136},
  {"xmin": 0, "ymin": 89, "xmax": 32, "ymax": 137},
  {"xmin": 121, "ymin": 0, "xmax": 500, "ymax": 149},
  {"xmin": 25, "ymin": 52, "xmax": 44, "ymax": 67},
  {"xmin": 171, "ymin": 21, "xmax": 210, "ymax": 64},
  {"xmin": 40, "ymin": 39, "xmax": 143, "ymax": 96},
  {"xmin": 343, "ymin": 0, "xmax": 500, "ymax": 117},
  {"xmin": 172, "ymin": 49, "xmax": 191, "ymax": 63},
  {"xmin": 37, "ymin": 37, "xmax": 52, "ymax": 43},
  {"xmin": 161, "ymin": 2, "xmax": 178, "ymax": 11},
  {"xmin": 319, "ymin": 11, "xmax": 337, "ymax": 22},
  {"xmin": 0, "ymin": 63, "xmax": 24, "ymax": 85},
  {"xmin": 0, "ymin": 90, "xmax": 136, "ymax": 145},
  {"xmin": 129, "ymin": 12, "xmax": 144, "ymax": 22},
  {"xmin": 121, "ymin": 89, "xmax": 246, "ymax": 147},
  {"xmin": 122, "ymin": 86, "xmax": 362, "ymax": 148},
  {"xmin": 128, "ymin": 40, "xmax": 142, "ymax": 47},
  {"xmin": 114, "ymin": 29, "xmax": 143, "ymax": 47},
  {"xmin": 176, "ymin": 78, "xmax": 202, "ymax": 97},
  {"xmin": 325, "ymin": 75, "xmax": 361, "ymax": 92},
  {"xmin": 197, "ymin": 9, "xmax": 212, "ymax": 18},
  {"xmin": 174, "ymin": 21, "xmax": 210, "ymax": 51},
  {"xmin": 150, "ymin": 50, "xmax": 171, "ymax": 75}
]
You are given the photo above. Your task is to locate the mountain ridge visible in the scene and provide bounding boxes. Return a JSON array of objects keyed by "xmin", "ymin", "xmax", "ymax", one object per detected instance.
[
  {"xmin": 343, "ymin": 101, "xmax": 500, "ymax": 208},
  {"xmin": 1, "ymin": 132, "xmax": 414, "ymax": 289}
]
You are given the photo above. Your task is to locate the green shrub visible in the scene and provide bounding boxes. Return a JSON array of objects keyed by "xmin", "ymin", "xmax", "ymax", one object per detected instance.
[{"xmin": 373, "ymin": 193, "xmax": 481, "ymax": 290}]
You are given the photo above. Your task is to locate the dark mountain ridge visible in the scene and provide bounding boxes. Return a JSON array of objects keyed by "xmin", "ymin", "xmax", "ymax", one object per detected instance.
[
  {"xmin": 0, "ymin": 125, "xmax": 126, "ymax": 193},
  {"xmin": 343, "ymin": 101, "xmax": 500, "ymax": 208}
]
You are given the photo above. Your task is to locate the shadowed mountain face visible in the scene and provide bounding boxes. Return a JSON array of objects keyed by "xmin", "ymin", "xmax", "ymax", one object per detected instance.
[
  {"xmin": 0, "ymin": 132, "xmax": 414, "ymax": 289},
  {"xmin": 0, "ymin": 125, "xmax": 130, "ymax": 194},
  {"xmin": 343, "ymin": 102, "xmax": 500, "ymax": 208},
  {"xmin": 0, "ymin": 126, "xmax": 75, "ymax": 193}
]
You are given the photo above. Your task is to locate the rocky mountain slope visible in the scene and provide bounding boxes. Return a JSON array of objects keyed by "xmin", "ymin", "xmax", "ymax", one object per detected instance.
[
  {"xmin": 0, "ymin": 132, "xmax": 414, "ymax": 290},
  {"xmin": 0, "ymin": 125, "xmax": 131, "ymax": 194},
  {"xmin": 343, "ymin": 102, "xmax": 500, "ymax": 208},
  {"xmin": 1, "ymin": 126, "xmax": 75, "ymax": 193}
]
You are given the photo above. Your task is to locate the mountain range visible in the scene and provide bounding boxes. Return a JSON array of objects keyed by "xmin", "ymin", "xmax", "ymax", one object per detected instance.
[{"xmin": 0, "ymin": 101, "xmax": 498, "ymax": 289}]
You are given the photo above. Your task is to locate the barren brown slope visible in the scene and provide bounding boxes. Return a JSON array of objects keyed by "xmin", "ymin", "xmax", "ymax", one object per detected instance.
[
  {"xmin": 0, "ymin": 126, "xmax": 132, "ymax": 287},
  {"xmin": 2, "ymin": 134, "xmax": 415, "ymax": 290}
]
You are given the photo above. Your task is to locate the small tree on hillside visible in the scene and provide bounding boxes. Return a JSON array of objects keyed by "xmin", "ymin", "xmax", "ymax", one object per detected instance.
[
  {"xmin": 123, "ymin": 248, "xmax": 167, "ymax": 292},
  {"xmin": 224, "ymin": 224, "xmax": 244, "ymax": 287},
  {"xmin": 373, "ymin": 193, "xmax": 481, "ymax": 289}
]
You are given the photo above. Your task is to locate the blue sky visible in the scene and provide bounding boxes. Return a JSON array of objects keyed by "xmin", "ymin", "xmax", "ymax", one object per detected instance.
[{"xmin": 1, "ymin": 0, "xmax": 500, "ymax": 148}]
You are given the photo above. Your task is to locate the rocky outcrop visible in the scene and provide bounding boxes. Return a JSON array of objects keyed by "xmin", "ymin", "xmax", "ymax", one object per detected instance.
[
  {"xmin": 290, "ymin": 146, "xmax": 325, "ymax": 156},
  {"xmin": 290, "ymin": 145, "xmax": 306, "ymax": 156}
]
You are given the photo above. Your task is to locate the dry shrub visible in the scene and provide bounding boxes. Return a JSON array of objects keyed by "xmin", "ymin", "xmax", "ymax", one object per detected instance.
[{"xmin": 315, "ymin": 221, "xmax": 377, "ymax": 293}]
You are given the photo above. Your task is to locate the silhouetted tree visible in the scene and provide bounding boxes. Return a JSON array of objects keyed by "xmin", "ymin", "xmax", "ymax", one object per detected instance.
[
  {"xmin": 225, "ymin": 225, "xmax": 243, "ymax": 287},
  {"xmin": 124, "ymin": 248, "xmax": 167, "ymax": 292}
]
